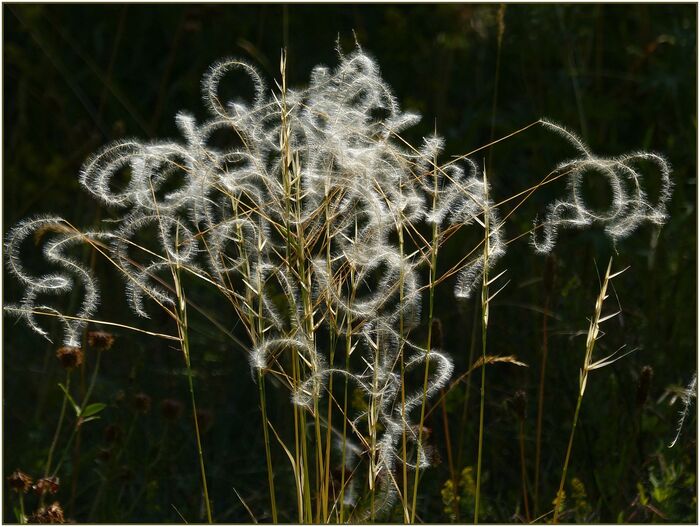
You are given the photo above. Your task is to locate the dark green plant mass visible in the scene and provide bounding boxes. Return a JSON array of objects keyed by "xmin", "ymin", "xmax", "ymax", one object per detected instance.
[{"xmin": 4, "ymin": 4, "xmax": 696, "ymax": 524}]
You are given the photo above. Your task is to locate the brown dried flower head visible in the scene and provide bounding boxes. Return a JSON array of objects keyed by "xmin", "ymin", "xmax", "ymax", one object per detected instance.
[
  {"xmin": 113, "ymin": 389, "xmax": 126, "ymax": 405},
  {"xmin": 8, "ymin": 469, "xmax": 32, "ymax": 493},
  {"xmin": 133, "ymin": 392, "xmax": 152, "ymax": 414},
  {"xmin": 96, "ymin": 447, "xmax": 111, "ymax": 463},
  {"xmin": 87, "ymin": 330, "xmax": 115, "ymax": 351},
  {"xmin": 33, "ymin": 476, "xmax": 60, "ymax": 496},
  {"xmin": 103, "ymin": 424, "xmax": 122, "ymax": 444},
  {"xmin": 160, "ymin": 398, "xmax": 184, "ymax": 421},
  {"xmin": 118, "ymin": 465, "xmax": 134, "ymax": 482},
  {"xmin": 56, "ymin": 346, "xmax": 83, "ymax": 370},
  {"xmin": 512, "ymin": 390, "xmax": 527, "ymax": 421},
  {"xmin": 28, "ymin": 501, "xmax": 65, "ymax": 524},
  {"xmin": 636, "ymin": 365, "xmax": 654, "ymax": 408}
]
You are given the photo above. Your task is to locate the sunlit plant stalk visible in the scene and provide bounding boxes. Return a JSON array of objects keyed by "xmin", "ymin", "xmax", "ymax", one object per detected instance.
[
  {"xmin": 473, "ymin": 167, "xmax": 491, "ymax": 524},
  {"xmin": 323, "ymin": 184, "xmax": 341, "ymax": 522},
  {"xmin": 369, "ymin": 332, "xmax": 380, "ymax": 521},
  {"xmin": 293, "ymin": 149, "xmax": 317, "ymax": 523},
  {"xmin": 278, "ymin": 50, "xmax": 312, "ymax": 523},
  {"xmin": 18, "ymin": 494, "xmax": 26, "ymax": 524},
  {"xmin": 44, "ymin": 372, "xmax": 70, "ymax": 480},
  {"xmin": 410, "ymin": 152, "xmax": 440, "ymax": 523},
  {"xmin": 173, "ymin": 265, "xmax": 213, "ymax": 523},
  {"xmin": 514, "ymin": 392, "xmax": 531, "ymax": 522},
  {"xmin": 51, "ymin": 346, "xmax": 107, "ymax": 483},
  {"xmin": 256, "ymin": 262, "xmax": 278, "ymax": 523},
  {"xmin": 339, "ymin": 251, "xmax": 357, "ymax": 524},
  {"xmin": 398, "ymin": 214, "xmax": 411, "ymax": 524},
  {"xmin": 534, "ymin": 256, "xmax": 553, "ymax": 515},
  {"xmin": 3, "ymin": 43, "xmax": 672, "ymax": 526},
  {"xmin": 552, "ymin": 258, "xmax": 630, "ymax": 523}
]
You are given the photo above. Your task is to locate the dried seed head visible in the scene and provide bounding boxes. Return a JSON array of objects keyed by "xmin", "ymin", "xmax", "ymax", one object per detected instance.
[
  {"xmin": 118, "ymin": 465, "xmax": 134, "ymax": 482},
  {"xmin": 196, "ymin": 409, "xmax": 214, "ymax": 432},
  {"xmin": 103, "ymin": 424, "xmax": 122, "ymax": 444},
  {"xmin": 431, "ymin": 318, "xmax": 443, "ymax": 349},
  {"xmin": 33, "ymin": 476, "xmax": 59, "ymax": 496},
  {"xmin": 56, "ymin": 346, "xmax": 83, "ymax": 370},
  {"xmin": 636, "ymin": 365, "xmax": 654, "ymax": 408},
  {"xmin": 113, "ymin": 389, "xmax": 126, "ymax": 405},
  {"xmin": 28, "ymin": 501, "xmax": 65, "ymax": 524},
  {"xmin": 8, "ymin": 470, "xmax": 32, "ymax": 493},
  {"xmin": 637, "ymin": 365, "xmax": 654, "ymax": 408},
  {"xmin": 133, "ymin": 392, "xmax": 152, "ymax": 414},
  {"xmin": 512, "ymin": 390, "xmax": 527, "ymax": 420},
  {"xmin": 160, "ymin": 398, "xmax": 184, "ymax": 421},
  {"xmin": 87, "ymin": 330, "xmax": 115, "ymax": 351},
  {"xmin": 96, "ymin": 447, "xmax": 111, "ymax": 463}
]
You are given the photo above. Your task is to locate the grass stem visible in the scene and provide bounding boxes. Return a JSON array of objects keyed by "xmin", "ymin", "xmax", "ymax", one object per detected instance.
[
  {"xmin": 474, "ymin": 166, "xmax": 491, "ymax": 524},
  {"xmin": 410, "ymin": 151, "xmax": 440, "ymax": 523}
]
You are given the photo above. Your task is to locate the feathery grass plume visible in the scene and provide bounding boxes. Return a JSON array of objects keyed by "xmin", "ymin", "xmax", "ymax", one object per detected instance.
[
  {"xmin": 531, "ymin": 119, "xmax": 673, "ymax": 254},
  {"xmin": 5, "ymin": 217, "xmax": 100, "ymax": 347},
  {"xmin": 452, "ymin": 173, "xmax": 506, "ymax": 300},
  {"xmin": 669, "ymin": 372, "xmax": 697, "ymax": 448},
  {"xmin": 4, "ymin": 43, "xmax": 674, "ymax": 523}
]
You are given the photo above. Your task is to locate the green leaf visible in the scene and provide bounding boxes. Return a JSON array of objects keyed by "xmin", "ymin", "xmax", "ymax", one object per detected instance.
[
  {"xmin": 58, "ymin": 383, "xmax": 81, "ymax": 416},
  {"xmin": 81, "ymin": 402, "xmax": 106, "ymax": 418}
]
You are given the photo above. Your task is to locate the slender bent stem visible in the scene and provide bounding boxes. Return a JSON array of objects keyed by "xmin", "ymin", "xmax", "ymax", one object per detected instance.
[
  {"xmin": 553, "ymin": 258, "xmax": 618, "ymax": 523},
  {"xmin": 440, "ymin": 388, "xmax": 458, "ymax": 522},
  {"xmin": 410, "ymin": 156, "xmax": 440, "ymax": 523},
  {"xmin": 184, "ymin": 332, "xmax": 213, "ymax": 523},
  {"xmin": 457, "ymin": 296, "xmax": 480, "ymax": 471},
  {"xmin": 474, "ymin": 345, "xmax": 487, "ymax": 524},
  {"xmin": 474, "ymin": 167, "xmax": 491, "ymax": 524},
  {"xmin": 339, "ymin": 347, "xmax": 351, "ymax": 523},
  {"xmin": 339, "ymin": 263, "xmax": 356, "ymax": 524},
  {"xmin": 44, "ymin": 372, "xmax": 71, "ymax": 480},
  {"xmin": 534, "ymin": 280, "xmax": 551, "ymax": 515},
  {"xmin": 258, "ymin": 370, "xmax": 278, "ymax": 523},
  {"xmin": 518, "ymin": 419, "xmax": 531, "ymax": 522},
  {"xmin": 254, "ymin": 251, "xmax": 278, "ymax": 524},
  {"xmin": 552, "ymin": 394, "xmax": 583, "ymax": 523},
  {"xmin": 369, "ymin": 333, "xmax": 381, "ymax": 522},
  {"xmin": 398, "ymin": 223, "xmax": 411, "ymax": 524},
  {"xmin": 175, "ymin": 269, "xmax": 213, "ymax": 523},
  {"xmin": 19, "ymin": 493, "xmax": 26, "ymax": 524}
]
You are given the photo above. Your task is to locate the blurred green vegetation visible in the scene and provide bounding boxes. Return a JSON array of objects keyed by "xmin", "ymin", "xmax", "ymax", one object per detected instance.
[{"xmin": 4, "ymin": 4, "xmax": 696, "ymax": 523}]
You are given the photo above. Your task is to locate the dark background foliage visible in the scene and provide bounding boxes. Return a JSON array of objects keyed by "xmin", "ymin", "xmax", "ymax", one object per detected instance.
[{"xmin": 4, "ymin": 4, "xmax": 697, "ymax": 523}]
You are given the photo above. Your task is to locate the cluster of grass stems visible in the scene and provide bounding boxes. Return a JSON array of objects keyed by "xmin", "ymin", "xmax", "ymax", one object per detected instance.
[{"xmin": 5, "ymin": 46, "xmax": 672, "ymax": 524}]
